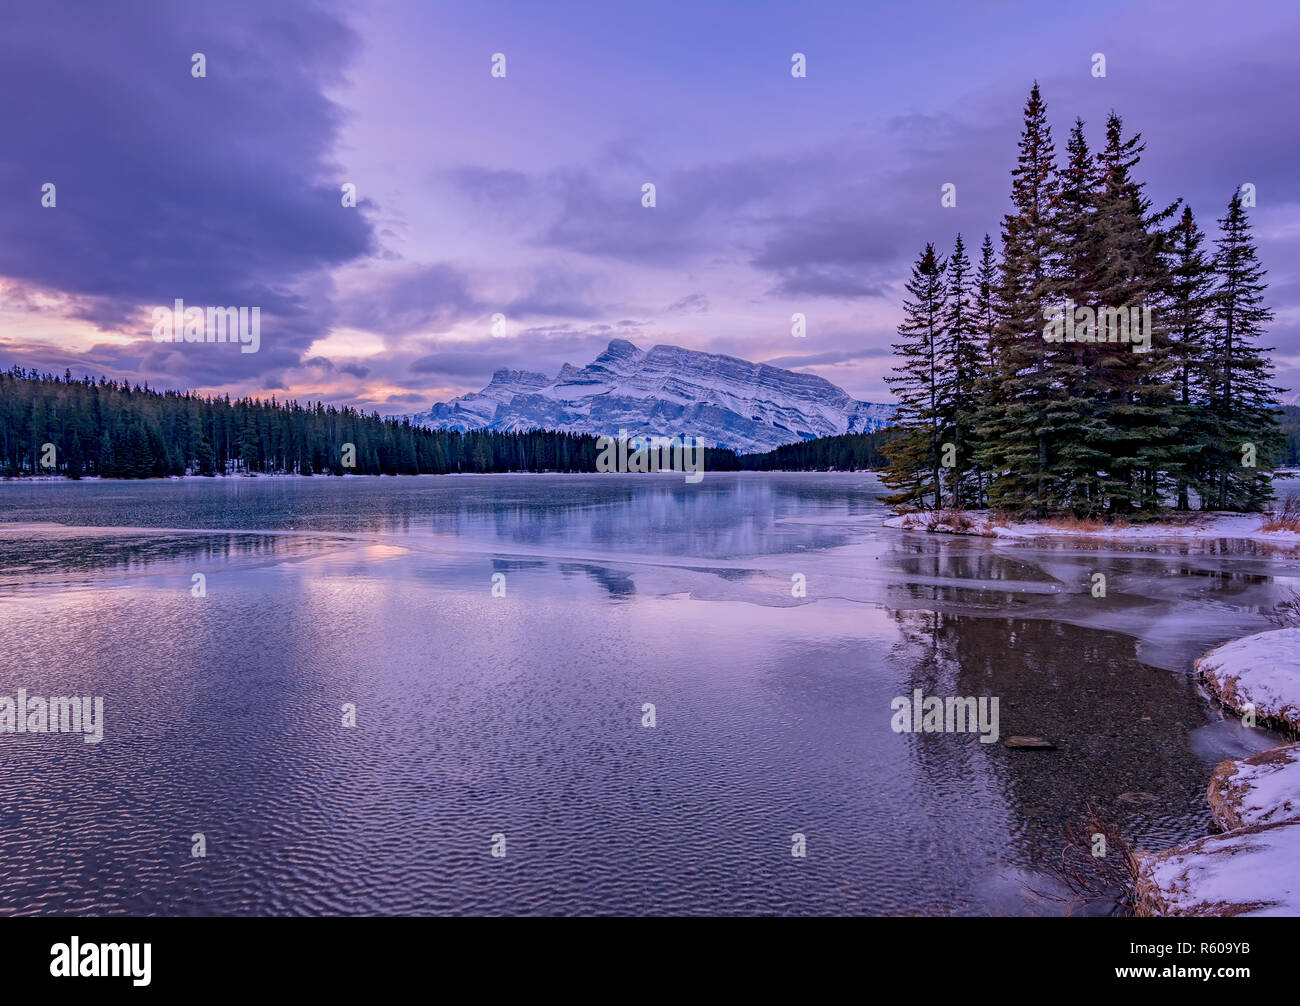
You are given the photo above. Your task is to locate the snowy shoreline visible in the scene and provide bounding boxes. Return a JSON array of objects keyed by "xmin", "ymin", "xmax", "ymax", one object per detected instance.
[
  {"xmin": 1137, "ymin": 629, "xmax": 1300, "ymax": 916},
  {"xmin": 882, "ymin": 509, "xmax": 1300, "ymax": 549}
]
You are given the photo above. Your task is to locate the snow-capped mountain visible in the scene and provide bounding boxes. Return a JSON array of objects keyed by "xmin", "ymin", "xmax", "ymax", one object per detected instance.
[{"xmin": 394, "ymin": 339, "xmax": 897, "ymax": 454}]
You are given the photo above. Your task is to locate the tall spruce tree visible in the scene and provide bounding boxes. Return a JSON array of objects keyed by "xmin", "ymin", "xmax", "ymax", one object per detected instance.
[
  {"xmin": 971, "ymin": 234, "xmax": 999, "ymax": 506},
  {"xmin": 975, "ymin": 84, "xmax": 1061, "ymax": 515},
  {"xmin": 882, "ymin": 243, "xmax": 948, "ymax": 509},
  {"xmin": 1048, "ymin": 118, "xmax": 1111, "ymax": 514},
  {"xmin": 937, "ymin": 233, "xmax": 981, "ymax": 507},
  {"xmin": 1165, "ymin": 205, "xmax": 1216, "ymax": 509},
  {"xmin": 974, "ymin": 234, "xmax": 999, "ymax": 365},
  {"xmin": 1204, "ymin": 192, "xmax": 1281, "ymax": 511},
  {"xmin": 1082, "ymin": 112, "xmax": 1180, "ymax": 514}
]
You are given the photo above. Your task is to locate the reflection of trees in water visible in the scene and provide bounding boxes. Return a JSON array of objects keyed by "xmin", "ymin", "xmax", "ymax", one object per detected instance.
[
  {"xmin": 882, "ymin": 541, "xmax": 1064, "ymax": 626},
  {"xmin": 3, "ymin": 475, "xmax": 875, "ymax": 559},
  {"xmin": 888, "ymin": 539, "xmax": 1052, "ymax": 587},
  {"xmin": 887, "ymin": 607, "xmax": 1210, "ymax": 873},
  {"xmin": 440, "ymin": 479, "xmax": 855, "ymax": 558},
  {"xmin": 882, "ymin": 539, "xmax": 1290, "ymax": 665}
]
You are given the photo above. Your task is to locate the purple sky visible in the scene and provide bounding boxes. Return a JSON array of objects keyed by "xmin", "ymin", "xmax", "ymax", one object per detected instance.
[{"xmin": 2, "ymin": 0, "xmax": 1297, "ymax": 409}]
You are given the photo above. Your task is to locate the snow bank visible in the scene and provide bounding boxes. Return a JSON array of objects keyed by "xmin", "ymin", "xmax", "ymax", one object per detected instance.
[
  {"xmin": 1135, "ymin": 820, "xmax": 1300, "ymax": 917},
  {"xmin": 881, "ymin": 510, "xmax": 1300, "ymax": 547},
  {"xmin": 1136, "ymin": 631, "xmax": 1300, "ymax": 916},
  {"xmin": 1195, "ymin": 628, "xmax": 1300, "ymax": 733},
  {"xmin": 1208, "ymin": 742, "xmax": 1300, "ymax": 830}
]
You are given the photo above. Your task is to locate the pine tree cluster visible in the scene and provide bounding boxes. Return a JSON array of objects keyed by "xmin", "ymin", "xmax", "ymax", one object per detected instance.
[
  {"xmin": 881, "ymin": 85, "xmax": 1283, "ymax": 517},
  {"xmin": 0, "ymin": 369, "xmax": 662, "ymax": 477}
]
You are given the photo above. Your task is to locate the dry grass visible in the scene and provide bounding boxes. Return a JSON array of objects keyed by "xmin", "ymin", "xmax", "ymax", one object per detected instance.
[
  {"xmin": 1041, "ymin": 514, "xmax": 1131, "ymax": 532},
  {"xmin": 925, "ymin": 508, "xmax": 975, "ymax": 532},
  {"xmin": 1033, "ymin": 809, "xmax": 1142, "ymax": 916},
  {"xmin": 1262, "ymin": 496, "xmax": 1300, "ymax": 532},
  {"xmin": 1266, "ymin": 588, "xmax": 1300, "ymax": 629},
  {"xmin": 894, "ymin": 508, "xmax": 998, "ymax": 536}
]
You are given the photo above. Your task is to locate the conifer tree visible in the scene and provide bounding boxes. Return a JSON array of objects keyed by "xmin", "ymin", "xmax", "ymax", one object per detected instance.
[
  {"xmin": 1165, "ymin": 205, "xmax": 1216, "ymax": 509},
  {"xmin": 974, "ymin": 234, "xmax": 998, "ymax": 365},
  {"xmin": 882, "ymin": 243, "xmax": 948, "ymax": 509},
  {"xmin": 1204, "ymin": 192, "xmax": 1282, "ymax": 510},
  {"xmin": 196, "ymin": 433, "xmax": 216, "ymax": 476},
  {"xmin": 1047, "ymin": 118, "xmax": 1110, "ymax": 514},
  {"xmin": 970, "ymin": 234, "xmax": 999, "ymax": 506},
  {"xmin": 899, "ymin": 92, "xmax": 1281, "ymax": 519},
  {"xmin": 937, "ymin": 233, "xmax": 981, "ymax": 507},
  {"xmin": 1084, "ymin": 112, "xmax": 1180, "ymax": 514},
  {"xmin": 975, "ymin": 84, "xmax": 1061, "ymax": 515}
]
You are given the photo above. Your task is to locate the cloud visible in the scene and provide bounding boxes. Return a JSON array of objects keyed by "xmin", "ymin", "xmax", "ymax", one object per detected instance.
[
  {"xmin": 337, "ymin": 263, "xmax": 483, "ymax": 337},
  {"xmin": 449, "ymin": 166, "xmax": 533, "ymax": 206},
  {"xmin": 503, "ymin": 264, "xmax": 607, "ymax": 319},
  {"xmin": 3, "ymin": 0, "xmax": 1297, "ymax": 406},
  {"xmin": 532, "ymin": 155, "xmax": 795, "ymax": 265},
  {"xmin": 408, "ymin": 351, "xmax": 503, "ymax": 378},
  {"xmin": 763, "ymin": 347, "xmax": 893, "ymax": 368},
  {"xmin": 402, "ymin": 320, "xmax": 654, "ymax": 389},
  {"xmin": 667, "ymin": 292, "xmax": 708, "ymax": 313},
  {"xmin": 0, "ymin": 0, "xmax": 374, "ymax": 387}
]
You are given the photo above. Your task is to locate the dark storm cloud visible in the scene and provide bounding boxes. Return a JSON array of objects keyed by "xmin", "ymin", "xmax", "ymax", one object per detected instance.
[{"xmin": 0, "ymin": 0, "xmax": 373, "ymax": 380}]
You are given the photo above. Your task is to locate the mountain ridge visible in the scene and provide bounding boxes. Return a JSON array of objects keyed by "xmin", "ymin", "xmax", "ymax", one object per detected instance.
[{"xmin": 394, "ymin": 339, "xmax": 897, "ymax": 453}]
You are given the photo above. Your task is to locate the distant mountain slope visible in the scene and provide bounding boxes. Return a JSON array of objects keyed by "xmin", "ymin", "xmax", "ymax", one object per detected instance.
[{"xmin": 396, "ymin": 339, "xmax": 897, "ymax": 453}]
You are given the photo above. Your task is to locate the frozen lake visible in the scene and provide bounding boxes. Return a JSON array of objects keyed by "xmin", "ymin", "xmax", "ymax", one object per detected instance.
[{"xmin": 0, "ymin": 472, "xmax": 1293, "ymax": 915}]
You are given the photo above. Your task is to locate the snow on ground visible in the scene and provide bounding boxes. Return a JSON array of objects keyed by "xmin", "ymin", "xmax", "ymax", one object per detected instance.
[
  {"xmin": 1208, "ymin": 742, "xmax": 1300, "ymax": 830},
  {"xmin": 1196, "ymin": 629, "xmax": 1300, "ymax": 733},
  {"xmin": 1135, "ymin": 820, "xmax": 1300, "ymax": 916},
  {"xmin": 881, "ymin": 510, "xmax": 1300, "ymax": 547},
  {"xmin": 1135, "ymin": 631, "xmax": 1300, "ymax": 916}
]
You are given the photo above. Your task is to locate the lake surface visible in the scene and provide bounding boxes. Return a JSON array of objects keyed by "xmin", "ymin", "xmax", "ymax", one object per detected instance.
[{"xmin": 0, "ymin": 472, "xmax": 1294, "ymax": 915}]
